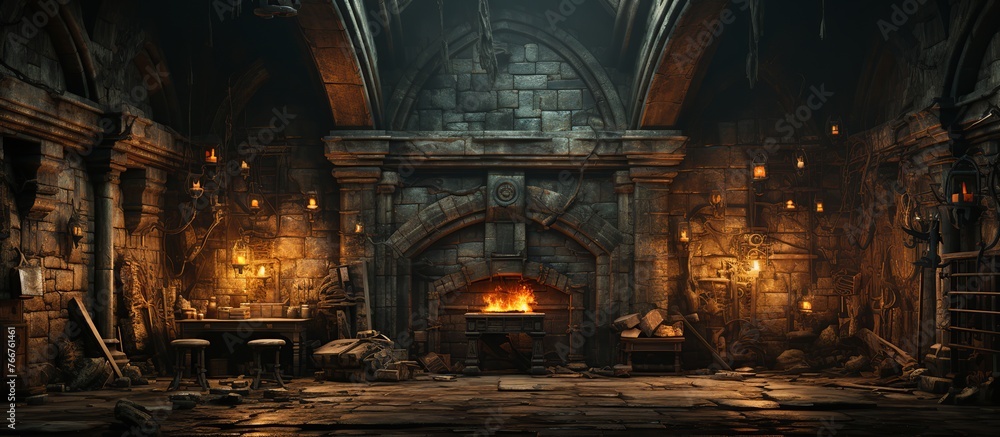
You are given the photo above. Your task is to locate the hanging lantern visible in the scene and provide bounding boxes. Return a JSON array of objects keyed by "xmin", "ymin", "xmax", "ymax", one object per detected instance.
[
  {"xmin": 240, "ymin": 160, "xmax": 250, "ymax": 178},
  {"xmin": 827, "ymin": 117, "xmax": 842, "ymax": 137},
  {"xmin": 945, "ymin": 156, "xmax": 980, "ymax": 207},
  {"xmin": 248, "ymin": 192, "xmax": 262, "ymax": 213},
  {"xmin": 815, "ymin": 198, "xmax": 824, "ymax": 213},
  {"xmin": 67, "ymin": 210, "xmax": 84, "ymax": 248},
  {"xmin": 794, "ymin": 149, "xmax": 807, "ymax": 176},
  {"xmin": 232, "ymin": 240, "xmax": 250, "ymax": 274},
  {"xmin": 751, "ymin": 152, "xmax": 768, "ymax": 181}
]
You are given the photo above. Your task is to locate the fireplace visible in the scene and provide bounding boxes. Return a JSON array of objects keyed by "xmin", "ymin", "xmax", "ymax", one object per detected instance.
[{"xmin": 464, "ymin": 312, "xmax": 546, "ymax": 375}]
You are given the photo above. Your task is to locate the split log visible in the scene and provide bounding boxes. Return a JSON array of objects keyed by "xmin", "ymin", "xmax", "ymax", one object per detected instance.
[
  {"xmin": 639, "ymin": 309, "xmax": 665, "ymax": 337},
  {"xmin": 612, "ymin": 313, "xmax": 641, "ymax": 332},
  {"xmin": 620, "ymin": 328, "xmax": 641, "ymax": 339}
]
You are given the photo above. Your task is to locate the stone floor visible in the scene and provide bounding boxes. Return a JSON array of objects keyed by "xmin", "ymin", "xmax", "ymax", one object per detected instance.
[{"xmin": 12, "ymin": 372, "xmax": 1000, "ymax": 436}]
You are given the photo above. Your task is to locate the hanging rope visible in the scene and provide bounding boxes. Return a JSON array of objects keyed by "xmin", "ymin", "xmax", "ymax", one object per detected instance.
[
  {"xmin": 746, "ymin": 0, "xmax": 763, "ymax": 88},
  {"xmin": 438, "ymin": 0, "xmax": 452, "ymax": 74},
  {"xmin": 477, "ymin": 0, "xmax": 498, "ymax": 85}
]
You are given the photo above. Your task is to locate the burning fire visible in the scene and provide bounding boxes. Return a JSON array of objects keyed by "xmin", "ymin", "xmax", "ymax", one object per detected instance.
[{"xmin": 482, "ymin": 283, "xmax": 536, "ymax": 313}]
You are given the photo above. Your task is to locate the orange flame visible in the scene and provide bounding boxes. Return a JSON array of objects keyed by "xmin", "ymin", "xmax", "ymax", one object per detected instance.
[{"xmin": 483, "ymin": 283, "xmax": 536, "ymax": 313}]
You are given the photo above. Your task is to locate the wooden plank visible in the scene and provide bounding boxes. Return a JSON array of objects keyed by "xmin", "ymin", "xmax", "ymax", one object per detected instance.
[
  {"xmin": 671, "ymin": 309, "xmax": 731, "ymax": 371},
  {"xmin": 69, "ymin": 297, "xmax": 123, "ymax": 378},
  {"xmin": 360, "ymin": 260, "xmax": 372, "ymax": 331}
]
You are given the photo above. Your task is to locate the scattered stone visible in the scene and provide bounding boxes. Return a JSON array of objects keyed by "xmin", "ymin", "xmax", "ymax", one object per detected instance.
[
  {"xmin": 230, "ymin": 380, "xmax": 249, "ymax": 389},
  {"xmin": 114, "ymin": 399, "xmax": 159, "ymax": 435},
  {"xmin": 215, "ymin": 393, "xmax": 243, "ymax": 405},
  {"xmin": 209, "ymin": 387, "xmax": 231, "ymax": 395},
  {"xmin": 845, "ymin": 355, "xmax": 870, "ymax": 373},
  {"xmin": 620, "ymin": 328, "xmax": 641, "ymax": 339},
  {"xmin": 169, "ymin": 393, "xmax": 202, "ymax": 403},
  {"xmin": 775, "ymin": 349, "xmax": 808, "ymax": 370},
  {"xmin": 613, "ymin": 365, "xmax": 632, "ymax": 377},
  {"xmin": 112, "ymin": 377, "xmax": 131, "ymax": 388},
  {"xmin": 815, "ymin": 325, "xmax": 839, "ymax": 349},
  {"xmin": 919, "ymin": 375, "xmax": 952, "ymax": 394},
  {"xmin": 712, "ymin": 371, "xmax": 745, "ymax": 381},
  {"xmin": 171, "ymin": 400, "xmax": 197, "ymax": 410},
  {"xmin": 612, "ymin": 313, "xmax": 641, "ymax": 331},
  {"xmin": 45, "ymin": 383, "xmax": 66, "ymax": 393}
]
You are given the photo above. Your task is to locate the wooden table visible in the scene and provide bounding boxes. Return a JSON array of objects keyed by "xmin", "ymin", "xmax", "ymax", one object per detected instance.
[
  {"xmin": 619, "ymin": 337, "xmax": 684, "ymax": 373},
  {"xmin": 176, "ymin": 318, "xmax": 311, "ymax": 376}
]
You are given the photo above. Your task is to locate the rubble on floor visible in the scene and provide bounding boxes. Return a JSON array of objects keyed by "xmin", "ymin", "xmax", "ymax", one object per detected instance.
[{"xmin": 312, "ymin": 330, "xmax": 421, "ymax": 382}]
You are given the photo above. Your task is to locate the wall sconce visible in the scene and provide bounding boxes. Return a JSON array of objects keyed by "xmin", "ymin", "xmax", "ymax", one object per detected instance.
[
  {"xmin": 794, "ymin": 149, "xmax": 807, "ymax": 176},
  {"xmin": 827, "ymin": 117, "xmax": 842, "ymax": 137},
  {"xmin": 751, "ymin": 152, "xmax": 768, "ymax": 181},
  {"xmin": 248, "ymin": 192, "xmax": 262, "ymax": 213},
  {"xmin": 189, "ymin": 179, "xmax": 204, "ymax": 199},
  {"xmin": 797, "ymin": 290, "xmax": 813, "ymax": 313},
  {"xmin": 305, "ymin": 192, "xmax": 320, "ymax": 222},
  {"xmin": 240, "ymin": 160, "xmax": 250, "ymax": 179},
  {"xmin": 678, "ymin": 220, "xmax": 691, "ymax": 244},
  {"xmin": 67, "ymin": 209, "xmax": 84, "ymax": 248},
  {"xmin": 785, "ymin": 199, "xmax": 796, "ymax": 210},
  {"xmin": 232, "ymin": 240, "xmax": 250, "ymax": 274}
]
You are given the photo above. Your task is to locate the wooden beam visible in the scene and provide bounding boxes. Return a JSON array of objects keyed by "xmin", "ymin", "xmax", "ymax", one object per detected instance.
[{"xmin": 69, "ymin": 297, "xmax": 123, "ymax": 379}]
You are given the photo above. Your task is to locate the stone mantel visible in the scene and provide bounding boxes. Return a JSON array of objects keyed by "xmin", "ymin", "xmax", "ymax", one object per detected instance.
[
  {"xmin": 324, "ymin": 130, "xmax": 688, "ymax": 171},
  {"xmin": 0, "ymin": 77, "xmax": 185, "ymax": 172}
]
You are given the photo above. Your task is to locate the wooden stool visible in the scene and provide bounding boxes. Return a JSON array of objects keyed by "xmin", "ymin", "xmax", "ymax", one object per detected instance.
[
  {"xmin": 248, "ymin": 339, "xmax": 286, "ymax": 389},
  {"xmin": 169, "ymin": 339, "xmax": 210, "ymax": 391}
]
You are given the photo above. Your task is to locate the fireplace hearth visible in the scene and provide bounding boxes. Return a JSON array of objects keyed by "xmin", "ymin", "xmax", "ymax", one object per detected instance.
[{"xmin": 464, "ymin": 312, "xmax": 546, "ymax": 375}]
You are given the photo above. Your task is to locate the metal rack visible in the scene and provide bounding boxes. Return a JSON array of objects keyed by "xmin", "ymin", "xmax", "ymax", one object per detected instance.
[{"xmin": 943, "ymin": 253, "xmax": 1000, "ymax": 367}]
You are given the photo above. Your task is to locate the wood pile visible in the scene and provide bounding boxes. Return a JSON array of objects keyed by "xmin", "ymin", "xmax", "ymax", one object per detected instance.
[{"xmin": 613, "ymin": 309, "xmax": 685, "ymax": 339}]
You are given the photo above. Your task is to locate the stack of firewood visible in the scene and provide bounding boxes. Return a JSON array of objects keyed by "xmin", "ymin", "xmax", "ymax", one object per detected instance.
[{"xmin": 613, "ymin": 309, "xmax": 686, "ymax": 339}]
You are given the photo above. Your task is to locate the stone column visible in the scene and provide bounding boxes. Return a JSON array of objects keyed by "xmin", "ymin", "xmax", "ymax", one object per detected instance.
[
  {"xmin": 376, "ymin": 171, "xmax": 400, "ymax": 336},
  {"xmin": 333, "ymin": 167, "xmax": 380, "ymax": 331},
  {"xmin": 631, "ymin": 175, "xmax": 674, "ymax": 312},
  {"xmin": 91, "ymin": 169, "xmax": 123, "ymax": 340},
  {"xmin": 613, "ymin": 171, "xmax": 635, "ymax": 314}
]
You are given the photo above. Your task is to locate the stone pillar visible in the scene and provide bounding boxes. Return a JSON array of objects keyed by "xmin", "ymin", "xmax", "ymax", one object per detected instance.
[
  {"xmin": 613, "ymin": 171, "xmax": 635, "ymax": 314},
  {"xmin": 376, "ymin": 171, "xmax": 400, "ymax": 336},
  {"xmin": 333, "ymin": 167, "xmax": 380, "ymax": 331},
  {"xmin": 91, "ymin": 169, "xmax": 123, "ymax": 340},
  {"xmin": 631, "ymin": 176, "xmax": 673, "ymax": 312}
]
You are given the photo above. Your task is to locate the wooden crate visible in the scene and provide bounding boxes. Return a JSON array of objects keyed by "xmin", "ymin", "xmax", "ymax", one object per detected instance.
[{"xmin": 0, "ymin": 299, "xmax": 24, "ymax": 323}]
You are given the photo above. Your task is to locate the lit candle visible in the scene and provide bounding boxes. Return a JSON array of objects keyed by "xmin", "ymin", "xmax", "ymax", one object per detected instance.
[
  {"xmin": 679, "ymin": 230, "xmax": 689, "ymax": 242},
  {"xmin": 751, "ymin": 259, "xmax": 761, "ymax": 271},
  {"xmin": 250, "ymin": 199, "xmax": 260, "ymax": 209},
  {"xmin": 307, "ymin": 198, "xmax": 319, "ymax": 210},
  {"xmin": 257, "ymin": 265, "xmax": 267, "ymax": 277},
  {"xmin": 354, "ymin": 222, "xmax": 364, "ymax": 234},
  {"xmin": 796, "ymin": 156, "xmax": 806, "ymax": 169},
  {"xmin": 786, "ymin": 199, "xmax": 795, "ymax": 209},
  {"xmin": 192, "ymin": 180, "xmax": 201, "ymax": 189},
  {"xmin": 206, "ymin": 149, "xmax": 217, "ymax": 163},
  {"xmin": 241, "ymin": 160, "xmax": 249, "ymax": 170},
  {"xmin": 753, "ymin": 164, "xmax": 767, "ymax": 180},
  {"xmin": 236, "ymin": 255, "xmax": 247, "ymax": 265},
  {"xmin": 815, "ymin": 201, "xmax": 824, "ymax": 213},
  {"xmin": 830, "ymin": 124, "xmax": 840, "ymax": 136},
  {"xmin": 800, "ymin": 300, "xmax": 812, "ymax": 312}
]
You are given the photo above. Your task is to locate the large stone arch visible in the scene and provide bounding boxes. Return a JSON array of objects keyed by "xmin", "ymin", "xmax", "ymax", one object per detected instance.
[
  {"xmin": 387, "ymin": 186, "xmax": 624, "ymax": 259},
  {"xmin": 385, "ymin": 10, "xmax": 628, "ymax": 130},
  {"xmin": 631, "ymin": 0, "xmax": 730, "ymax": 128},
  {"xmin": 429, "ymin": 260, "xmax": 584, "ymax": 298}
]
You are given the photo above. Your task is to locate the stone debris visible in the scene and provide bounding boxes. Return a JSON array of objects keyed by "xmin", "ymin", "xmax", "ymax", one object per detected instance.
[
  {"xmin": 313, "ymin": 331, "xmax": 417, "ymax": 382},
  {"xmin": 114, "ymin": 399, "xmax": 159, "ymax": 435},
  {"xmin": 612, "ymin": 313, "xmax": 641, "ymax": 331}
]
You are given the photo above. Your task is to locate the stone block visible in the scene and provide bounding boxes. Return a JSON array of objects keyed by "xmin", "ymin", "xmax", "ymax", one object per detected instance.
[
  {"xmin": 508, "ymin": 62, "xmax": 535, "ymax": 74},
  {"xmin": 457, "ymin": 91, "xmax": 496, "ymax": 112},
  {"xmin": 560, "ymin": 63, "xmax": 578, "ymax": 79},
  {"xmin": 494, "ymin": 74, "xmax": 513, "ymax": 90},
  {"xmin": 457, "ymin": 74, "xmax": 471, "ymax": 90},
  {"xmin": 536, "ymin": 90, "xmax": 558, "ymax": 110},
  {"xmin": 471, "ymin": 74, "xmax": 491, "ymax": 91},
  {"xmin": 446, "ymin": 122, "xmax": 469, "ymax": 131},
  {"xmin": 524, "ymin": 43, "xmax": 538, "ymax": 62},
  {"xmin": 418, "ymin": 110, "xmax": 443, "ymax": 130},
  {"xmin": 558, "ymin": 90, "xmax": 583, "ymax": 110},
  {"xmin": 516, "ymin": 91, "xmax": 540, "ymax": 118},
  {"xmin": 514, "ymin": 75, "xmax": 548, "ymax": 90},
  {"xmin": 417, "ymin": 88, "xmax": 456, "ymax": 109},
  {"xmin": 536, "ymin": 62, "xmax": 560, "ymax": 74},
  {"xmin": 546, "ymin": 79, "xmax": 585, "ymax": 90},
  {"xmin": 464, "ymin": 112, "xmax": 486, "ymax": 122},
  {"xmin": 54, "ymin": 269, "xmax": 74, "ymax": 292},
  {"xmin": 537, "ymin": 45, "xmax": 560, "ymax": 61},
  {"xmin": 485, "ymin": 110, "xmax": 514, "ymax": 130},
  {"xmin": 541, "ymin": 111, "xmax": 572, "ymax": 132},
  {"xmin": 425, "ymin": 74, "xmax": 456, "ymax": 89},
  {"xmin": 497, "ymin": 90, "xmax": 518, "ymax": 108},
  {"xmin": 515, "ymin": 118, "xmax": 541, "ymax": 131},
  {"xmin": 510, "ymin": 45, "xmax": 526, "ymax": 62}
]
